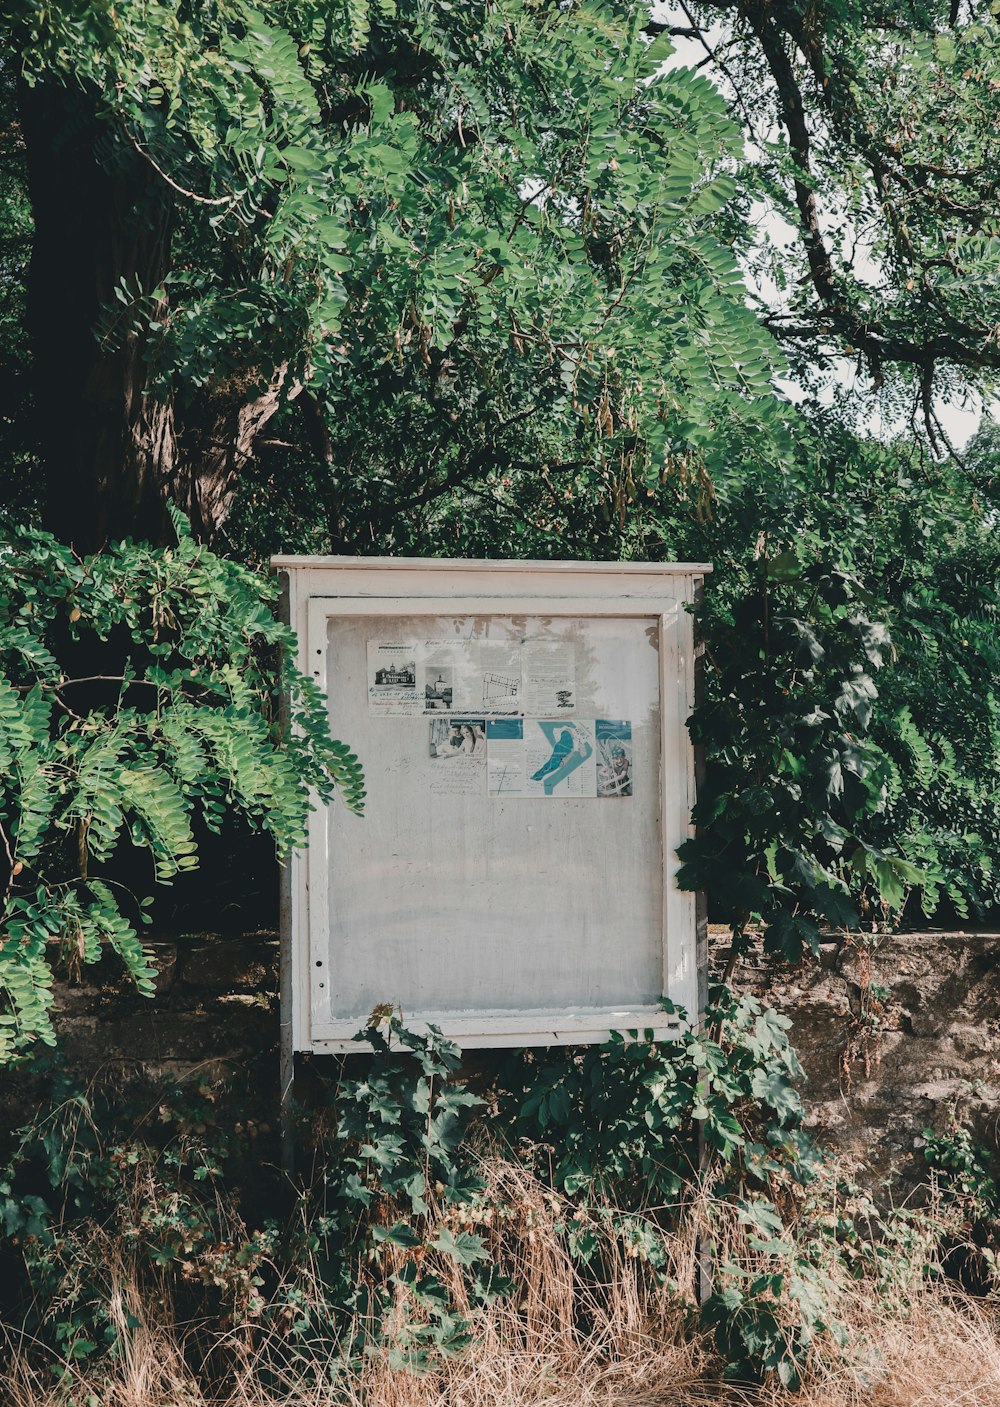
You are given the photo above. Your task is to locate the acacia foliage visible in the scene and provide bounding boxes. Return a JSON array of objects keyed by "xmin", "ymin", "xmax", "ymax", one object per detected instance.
[
  {"xmin": 3, "ymin": 0, "xmax": 788, "ymax": 541},
  {"xmin": 674, "ymin": 421, "xmax": 1000, "ymax": 944},
  {"xmin": 846, "ymin": 435, "xmax": 1000, "ymax": 919},
  {"xmin": 8, "ymin": 1, "xmax": 1000, "ymax": 537},
  {"xmin": 0, "ymin": 514, "xmax": 364, "ymax": 1060},
  {"xmin": 319, "ymin": 400, "xmax": 998, "ymax": 942},
  {"xmin": 0, "ymin": 1, "xmax": 996, "ymax": 941}
]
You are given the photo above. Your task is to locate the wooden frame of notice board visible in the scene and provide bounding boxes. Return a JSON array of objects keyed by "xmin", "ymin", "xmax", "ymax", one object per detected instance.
[{"xmin": 272, "ymin": 557, "xmax": 710, "ymax": 1076}]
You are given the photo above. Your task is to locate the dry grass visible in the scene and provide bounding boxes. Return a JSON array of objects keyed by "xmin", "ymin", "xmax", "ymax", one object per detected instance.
[
  {"xmin": 4, "ymin": 1158, "xmax": 1000, "ymax": 1407},
  {"xmin": 788, "ymin": 1285, "xmax": 1000, "ymax": 1407}
]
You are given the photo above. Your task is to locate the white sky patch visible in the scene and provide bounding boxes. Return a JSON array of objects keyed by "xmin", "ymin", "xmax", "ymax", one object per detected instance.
[
  {"xmin": 871, "ymin": 390, "xmax": 991, "ymax": 450},
  {"xmin": 931, "ymin": 401, "xmax": 985, "ymax": 449},
  {"xmin": 650, "ymin": 2, "xmax": 989, "ymax": 449}
]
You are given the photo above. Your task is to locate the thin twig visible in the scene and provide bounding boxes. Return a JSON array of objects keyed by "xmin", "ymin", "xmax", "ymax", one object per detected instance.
[
  {"xmin": 0, "ymin": 815, "xmax": 16, "ymax": 904},
  {"xmin": 56, "ymin": 675, "xmax": 164, "ymax": 689},
  {"xmin": 124, "ymin": 126, "xmax": 239, "ymax": 209},
  {"xmin": 677, "ymin": 1, "xmax": 761, "ymax": 140}
]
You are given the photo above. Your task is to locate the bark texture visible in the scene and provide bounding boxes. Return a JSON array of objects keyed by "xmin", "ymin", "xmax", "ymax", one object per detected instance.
[
  {"xmin": 176, "ymin": 365, "xmax": 293, "ymax": 541},
  {"xmin": 18, "ymin": 81, "xmax": 283, "ymax": 551}
]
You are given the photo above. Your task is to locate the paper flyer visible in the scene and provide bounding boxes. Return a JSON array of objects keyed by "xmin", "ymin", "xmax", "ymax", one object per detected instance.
[
  {"xmin": 367, "ymin": 642, "xmax": 422, "ymax": 716},
  {"xmin": 521, "ymin": 641, "xmax": 575, "ymax": 715},
  {"xmin": 596, "ymin": 719, "xmax": 633, "ymax": 797},
  {"xmin": 423, "ymin": 639, "xmax": 479, "ymax": 713},
  {"xmin": 428, "ymin": 717, "xmax": 487, "ymax": 795},
  {"xmin": 423, "ymin": 665, "xmax": 454, "ymax": 713},
  {"xmin": 369, "ymin": 637, "xmax": 578, "ymax": 719},
  {"xmin": 421, "ymin": 716, "xmax": 633, "ymax": 799},
  {"xmin": 478, "ymin": 641, "xmax": 522, "ymax": 715},
  {"xmin": 486, "ymin": 719, "xmax": 526, "ymax": 796},
  {"xmin": 524, "ymin": 719, "xmax": 597, "ymax": 798}
]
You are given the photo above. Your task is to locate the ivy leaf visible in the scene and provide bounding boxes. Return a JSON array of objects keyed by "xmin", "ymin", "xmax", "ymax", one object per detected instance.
[
  {"xmin": 372, "ymin": 1222, "xmax": 422, "ymax": 1249},
  {"xmin": 430, "ymin": 1227, "xmax": 489, "ymax": 1266}
]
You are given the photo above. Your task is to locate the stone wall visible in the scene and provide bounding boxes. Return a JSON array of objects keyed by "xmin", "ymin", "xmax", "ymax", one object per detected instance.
[
  {"xmin": 0, "ymin": 933, "xmax": 280, "ymax": 1133},
  {"xmin": 4, "ymin": 929, "xmax": 1000, "ymax": 1194},
  {"xmin": 719, "ymin": 929, "xmax": 1000, "ymax": 1189}
]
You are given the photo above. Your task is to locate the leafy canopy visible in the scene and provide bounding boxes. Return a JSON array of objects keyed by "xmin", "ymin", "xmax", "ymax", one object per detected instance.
[
  {"xmin": 7, "ymin": 0, "xmax": 790, "ymax": 505},
  {"xmin": 0, "ymin": 0, "xmax": 996, "ymax": 943}
]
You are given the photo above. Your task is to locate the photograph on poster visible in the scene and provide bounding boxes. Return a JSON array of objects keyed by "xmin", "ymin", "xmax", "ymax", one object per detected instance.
[
  {"xmin": 596, "ymin": 718, "xmax": 633, "ymax": 797},
  {"xmin": 367, "ymin": 642, "xmax": 421, "ymax": 715},
  {"xmin": 424, "ymin": 668, "xmax": 454, "ymax": 711},
  {"xmin": 429, "ymin": 717, "xmax": 487, "ymax": 758},
  {"xmin": 428, "ymin": 717, "xmax": 487, "ymax": 795},
  {"xmin": 423, "ymin": 640, "xmax": 477, "ymax": 711}
]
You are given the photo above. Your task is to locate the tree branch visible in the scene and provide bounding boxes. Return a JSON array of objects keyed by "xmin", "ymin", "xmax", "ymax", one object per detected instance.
[
  {"xmin": 122, "ymin": 125, "xmax": 238, "ymax": 209},
  {"xmin": 644, "ymin": 21, "xmax": 701, "ymax": 39},
  {"xmin": 743, "ymin": 10, "xmax": 839, "ymax": 309},
  {"xmin": 729, "ymin": 4, "xmax": 1000, "ymax": 388},
  {"xmin": 678, "ymin": 0, "xmax": 762, "ymax": 138},
  {"xmin": 295, "ymin": 388, "xmax": 334, "ymax": 465}
]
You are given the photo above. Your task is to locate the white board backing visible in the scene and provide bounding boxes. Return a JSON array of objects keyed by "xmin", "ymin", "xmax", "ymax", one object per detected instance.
[{"xmin": 274, "ymin": 557, "xmax": 709, "ymax": 1051}]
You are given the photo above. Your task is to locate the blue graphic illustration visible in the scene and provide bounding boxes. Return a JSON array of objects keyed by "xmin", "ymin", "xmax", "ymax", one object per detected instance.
[
  {"xmin": 530, "ymin": 720, "xmax": 593, "ymax": 796},
  {"xmin": 487, "ymin": 719, "xmax": 523, "ymax": 740}
]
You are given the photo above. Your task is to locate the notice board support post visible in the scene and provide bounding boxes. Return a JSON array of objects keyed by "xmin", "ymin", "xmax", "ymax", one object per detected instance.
[{"xmin": 276, "ymin": 569, "xmax": 295, "ymax": 1178}]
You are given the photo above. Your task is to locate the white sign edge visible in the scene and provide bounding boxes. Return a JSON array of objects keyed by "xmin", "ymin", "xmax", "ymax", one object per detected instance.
[{"xmin": 277, "ymin": 557, "xmax": 708, "ymax": 1056}]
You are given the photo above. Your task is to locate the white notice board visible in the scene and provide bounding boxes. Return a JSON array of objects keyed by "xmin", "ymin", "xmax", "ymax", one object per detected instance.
[{"xmin": 273, "ymin": 558, "xmax": 710, "ymax": 1051}]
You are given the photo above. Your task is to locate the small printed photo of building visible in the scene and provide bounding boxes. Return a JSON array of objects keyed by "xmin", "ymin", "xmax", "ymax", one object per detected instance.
[
  {"xmin": 374, "ymin": 661, "xmax": 416, "ymax": 688},
  {"xmin": 424, "ymin": 668, "xmax": 453, "ymax": 711}
]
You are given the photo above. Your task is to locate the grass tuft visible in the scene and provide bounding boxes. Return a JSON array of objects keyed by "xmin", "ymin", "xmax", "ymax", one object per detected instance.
[{"xmin": 4, "ymin": 1155, "xmax": 1000, "ymax": 1406}]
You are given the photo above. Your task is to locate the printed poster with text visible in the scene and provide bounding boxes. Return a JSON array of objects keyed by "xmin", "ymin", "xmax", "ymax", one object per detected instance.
[
  {"xmin": 368, "ymin": 636, "xmax": 576, "ymax": 718},
  {"xmin": 367, "ymin": 641, "xmax": 422, "ymax": 716},
  {"xmin": 427, "ymin": 717, "xmax": 487, "ymax": 795},
  {"xmin": 433, "ymin": 717, "xmax": 634, "ymax": 799}
]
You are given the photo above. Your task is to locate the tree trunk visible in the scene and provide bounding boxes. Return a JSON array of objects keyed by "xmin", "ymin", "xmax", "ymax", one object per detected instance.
[
  {"xmin": 177, "ymin": 365, "xmax": 293, "ymax": 542},
  {"xmin": 19, "ymin": 79, "xmax": 176, "ymax": 550},
  {"xmin": 18, "ymin": 81, "xmax": 285, "ymax": 552}
]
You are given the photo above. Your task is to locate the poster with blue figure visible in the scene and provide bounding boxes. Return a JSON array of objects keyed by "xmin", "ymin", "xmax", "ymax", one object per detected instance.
[
  {"xmin": 524, "ymin": 719, "xmax": 597, "ymax": 798},
  {"xmin": 596, "ymin": 719, "xmax": 633, "ymax": 797}
]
